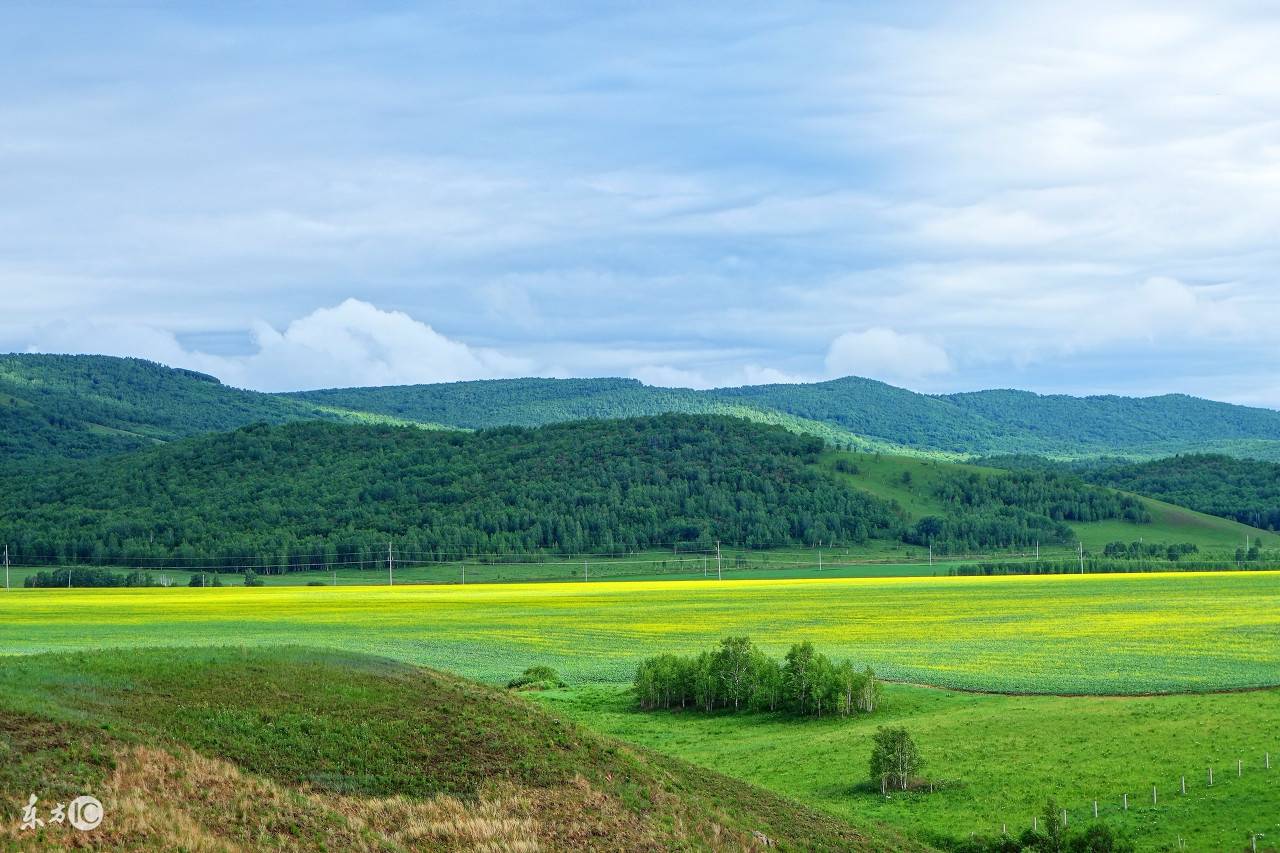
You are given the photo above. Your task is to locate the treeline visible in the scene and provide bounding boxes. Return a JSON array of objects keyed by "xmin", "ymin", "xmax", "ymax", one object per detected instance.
[
  {"xmin": 634, "ymin": 637, "xmax": 881, "ymax": 718},
  {"xmin": 1088, "ymin": 453, "xmax": 1280, "ymax": 531},
  {"xmin": 0, "ymin": 415, "xmax": 905, "ymax": 568},
  {"xmin": 950, "ymin": 557, "xmax": 1272, "ymax": 576},
  {"xmin": 1102, "ymin": 540, "xmax": 1197, "ymax": 560},
  {"xmin": 24, "ymin": 567, "xmax": 161, "ymax": 588}
]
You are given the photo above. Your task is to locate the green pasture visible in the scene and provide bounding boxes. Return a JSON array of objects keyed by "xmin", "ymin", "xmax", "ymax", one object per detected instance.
[{"xmin": 540, "ymin": 683, "xmax": 1280, "ymax": 852}]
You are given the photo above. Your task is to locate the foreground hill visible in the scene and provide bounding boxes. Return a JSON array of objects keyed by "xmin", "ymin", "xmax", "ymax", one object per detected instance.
[{"xmin": 0, "ymin": 647, "xmax": 919, "ymax": 851}]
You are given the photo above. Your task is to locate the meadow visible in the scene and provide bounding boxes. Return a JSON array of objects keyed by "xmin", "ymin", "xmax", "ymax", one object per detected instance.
[
  {"xmin": 3, "ymin": 571, "xmax": 1278, "ymax": 850},
  {"xmin": 2, "ymin": 572, "xmax": 1278, "ymax": 693},
  {"xmin": 539, "ymin": 684, "xmax": 1280, "ymax": 852}
]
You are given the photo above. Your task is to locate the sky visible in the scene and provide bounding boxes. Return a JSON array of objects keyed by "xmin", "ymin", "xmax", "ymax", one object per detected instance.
[{"xmin": 3, "ymin": 2, "xmax": 1279, "ymax": 404}]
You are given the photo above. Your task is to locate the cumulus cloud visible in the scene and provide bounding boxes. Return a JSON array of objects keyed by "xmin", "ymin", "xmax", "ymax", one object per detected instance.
[
  {"xmin": 630, "ymin": 363, "xmax": 806, "ymax": 390},
  {"xmin": 23, "ymin": 300, "xmax": 531, "ymax": 392},
  {"xmin": 824, "ymin": 329, "xmax": 952, "ymax": 385},
  {"xmin": 243, "ymin": 299, "xmax": 530, "ymax": 391}
]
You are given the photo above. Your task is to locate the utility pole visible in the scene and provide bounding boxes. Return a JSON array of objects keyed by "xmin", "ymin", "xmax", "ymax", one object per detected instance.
[
  {"xmin": 1079, "ymin": 541, "xmax": 1085, "ymax": 574},
  {"xmin": 3, "ymin": 544, "xmax": 8, "ymax": 591},
  {"xmin": 818, "ymin": 547, "xmax": 823, "ymax": 572},
  {"xmin": 716, "ymin": 541, "xmax": 722, "ymax": 580},
  {"xmin": 583, "ymin": 560, "xmax": 588, "ymax": 581},
  {"xmin": 928, "ymin": 543, "xmax": 932, "ymax": 568},
  {"xmin": 388, "ymin": 541, "xmax": 393, "ymax": 586}
]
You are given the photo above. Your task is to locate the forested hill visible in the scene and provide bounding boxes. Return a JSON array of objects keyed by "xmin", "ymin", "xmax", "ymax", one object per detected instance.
[
  {"xmin": 941, "ymin": 390, "xmax": 1280, "ymax": 454},
  {"xmin": 298, "ymin": 374, "xmax": 1280, "ymax": 460},
  {"xmin": 0, "ymin": 353, "xmax": 437, "ymax": 460},
  {"xmin": 0, "ymin": 415, "xmax": 907, "ymax": 566},
  {"xmin": 1087, "ymin": 454, "xmax": 1280, "ymax": 532},
  {"xmin": 7, "ymin": 353, "xmax": 1280, "ymax": 462}
]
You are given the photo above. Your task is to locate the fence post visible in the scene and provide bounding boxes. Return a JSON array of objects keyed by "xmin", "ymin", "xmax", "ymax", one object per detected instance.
[
  {"xmin": 1093, "ymin": 800, "xmax": 1098, "ymax": 818},
  {"xmin": 1208, "ymin": 767, "xmax": 1213, "ymax": 786},
  {"xmin": 1122, "ymin": 793, "xmax": 1128, "ymax": 811},
  {"xmin": 1238, "ymin": 759, "xmax": 1243, "ymax": 777},
  {"xmin": 1152, "ymin": 785, "xmax": 1157, "ymax": 805},
  {"xmin": 1181, "ymin": 775, "xmax": 1186, "ymax": 795}
]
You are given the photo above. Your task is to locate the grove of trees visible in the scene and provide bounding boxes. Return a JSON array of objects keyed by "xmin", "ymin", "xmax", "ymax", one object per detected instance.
[{"xmin": 634, "ymin": 637, "xmax": 881, "ymax": 719}]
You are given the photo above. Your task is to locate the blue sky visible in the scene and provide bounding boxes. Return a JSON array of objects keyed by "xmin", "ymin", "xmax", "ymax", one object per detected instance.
[{"xmin": 3, "ymin": 3, "xmax": 1279, "ymax": 404}]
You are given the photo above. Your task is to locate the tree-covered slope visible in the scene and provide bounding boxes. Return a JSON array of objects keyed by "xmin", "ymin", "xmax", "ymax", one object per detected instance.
[
  {"xmin": 8, "ymin": 353, "xmax": 1280, "ymax": 462},
  {"xmin": 942, "ymin": 389, "xmax": 1280, "ymax": 455},
  {"xmin": 1087, "ymin": 453, "xmax": 1280, "ymax": 532},
  {"xmin": 0, "ymin": 415, "xmax": 906, "ymax": 566},
  {"xmin": 292, "ymin": 376, "xmax": 717, "ymax": 428},
  {"xmin": 0, "ymin": 353, "xmax": 451, "ymax": 461},
  {"xmin": 294, "ymin": 373, "xmax": 1280, "ymax": 459},
  {"xmin": 713, "ymin": 376, "xmax": 1008, "ymax": 452},
  {"xmin": 0, "ymin": 354, "xmax": 339, "ymax": 459}
]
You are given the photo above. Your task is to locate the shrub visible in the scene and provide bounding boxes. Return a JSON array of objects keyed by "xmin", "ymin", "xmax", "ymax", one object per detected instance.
[{"xmin": 508, "ymin": 665, "xmax": 566, "ymax": 690}]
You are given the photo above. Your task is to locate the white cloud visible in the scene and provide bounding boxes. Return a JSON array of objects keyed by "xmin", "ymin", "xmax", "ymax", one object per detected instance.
[
  {"xmin": 23, "ymin": 300, "xmax": 532, "ymax": 392},
  {"xmin": 824, "ymin": 328, "xmax": 952, "ymax": 385},
  {"xmin": 630, "ymin": 363, "xmax": 807, "ymax": 390}
]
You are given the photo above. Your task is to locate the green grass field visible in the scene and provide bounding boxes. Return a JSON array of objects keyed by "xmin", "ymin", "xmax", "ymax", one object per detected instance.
[{"xmin": 538, "ymin": 683, "xmax": 1280, "ymax": 852}]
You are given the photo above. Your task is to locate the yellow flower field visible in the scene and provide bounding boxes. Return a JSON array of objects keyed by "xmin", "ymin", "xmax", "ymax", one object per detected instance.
[{"xmin": 3, "ymin": 571, "xmax": 1277, "ymax": 693}]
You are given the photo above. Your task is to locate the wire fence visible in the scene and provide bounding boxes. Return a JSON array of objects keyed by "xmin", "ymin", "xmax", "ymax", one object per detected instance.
[{"xmin": 990, "ymin": 750, "xmax": 1277, "ymax": 851}]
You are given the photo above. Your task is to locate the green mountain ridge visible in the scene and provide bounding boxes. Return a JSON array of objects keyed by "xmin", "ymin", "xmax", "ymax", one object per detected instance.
[{"xmin": 5, "ymin": 352, "xmax": 1280, "ymax": 462}]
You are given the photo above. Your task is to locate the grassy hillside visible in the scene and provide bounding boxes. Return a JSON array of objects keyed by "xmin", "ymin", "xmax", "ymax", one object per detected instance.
[
  {"xmin": 819, "ymin": 450, "xmax": 1274, "ymax": 554},
  {"xmin": 0, "ymin": 353, "xmax": 442, "ymax": 461},
  {"xmin": 0, "ymin": 647, "xmax": 916, "ymax": 851},
  {"xmin": 1087, "ymin": 453, "xmax": 1280, "ymax": 531}
]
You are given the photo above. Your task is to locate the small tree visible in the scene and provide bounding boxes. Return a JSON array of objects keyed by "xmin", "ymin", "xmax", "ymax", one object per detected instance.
[
  {"xmin": 869, "ymin": 727, "xmax": 921, "ymax": 792},
  {"xmin": 856, "ymin": 666, "xmax": 882, "ymax": 713},
  {"xmin": 713, "ymin": 636, "xmax": 756, "ymax": 711},
  {"xmin": 243, "ymin": 569, "xmax": 264, "ymax": 587}
]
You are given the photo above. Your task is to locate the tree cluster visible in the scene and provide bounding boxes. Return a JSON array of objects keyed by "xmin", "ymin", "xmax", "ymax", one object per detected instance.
[
  {"xmin": 634, "ymin": 637, "xmax": 881, "ymax": 718},
  {"xmin": 1101, "ymin": 540, "xmax": 1197, "ymax": 561}
]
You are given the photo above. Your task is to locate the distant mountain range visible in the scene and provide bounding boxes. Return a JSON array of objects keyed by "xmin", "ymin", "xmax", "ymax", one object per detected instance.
[{"xmin": 5, "ymin": 353, "xmax": 1280, "ymax": 462}]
